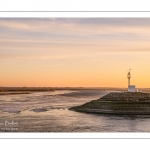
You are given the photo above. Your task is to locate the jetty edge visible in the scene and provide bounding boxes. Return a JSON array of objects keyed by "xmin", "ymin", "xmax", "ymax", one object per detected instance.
[{"xmin": 69, "ymin": 92, "xmax": 150, "ymax": 115}]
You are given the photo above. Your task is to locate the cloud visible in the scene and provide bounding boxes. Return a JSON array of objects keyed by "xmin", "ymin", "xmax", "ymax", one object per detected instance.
[
  {"xmin": 1, "ymin": 18, "xmax": 150, "ymax": 61},
  {"xmin": 1, "ymin": 18, "xmax": 150, "ymax": 39}
]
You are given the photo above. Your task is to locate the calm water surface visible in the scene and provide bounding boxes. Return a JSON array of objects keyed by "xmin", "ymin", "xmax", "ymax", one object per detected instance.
[{"xmin": 0, "ymin": 90, "xmax": 150, "ymax": 132}]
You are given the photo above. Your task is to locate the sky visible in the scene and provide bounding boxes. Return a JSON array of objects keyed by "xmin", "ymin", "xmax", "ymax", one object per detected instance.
[{"xmin": 0, "ymin": 18, "xmax": 150, "ymax": 88}]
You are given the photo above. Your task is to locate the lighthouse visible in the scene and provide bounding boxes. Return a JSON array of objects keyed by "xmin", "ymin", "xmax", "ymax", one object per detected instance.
[
  {"xmin": 127, "ymin": 69, "xmax": 135, "ymax": 92},
  {"xmin": 127, "ymin": 69, "xmax": 131, "ymax": 86}
]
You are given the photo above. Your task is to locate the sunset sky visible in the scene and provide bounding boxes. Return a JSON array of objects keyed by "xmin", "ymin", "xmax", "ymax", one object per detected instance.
[{"xmin": 0, "ymin": 18, "xmax": 150, "ymax": 87}]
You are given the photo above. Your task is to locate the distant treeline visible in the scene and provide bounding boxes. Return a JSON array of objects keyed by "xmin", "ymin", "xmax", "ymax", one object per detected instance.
[
  {"xmin": 0, "ymin": 87, "xmax": 125, "ymax": 92},
  {"xmin": 0, "ymin": 87, "xmax": 150, "ymax": 92},
  {"xmin": 0, "ymin": 87, "xmax": 55, "ymax": 92}
]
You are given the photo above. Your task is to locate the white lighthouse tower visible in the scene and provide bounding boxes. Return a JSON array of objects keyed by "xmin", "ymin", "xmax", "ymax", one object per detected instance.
[
  {"xmin": 127, "ymin": 69, "xmax": 135, "ymax": 92},
  {"xmin": 127, "ymin": 69, "xmax": 131, "ymax": 86}
]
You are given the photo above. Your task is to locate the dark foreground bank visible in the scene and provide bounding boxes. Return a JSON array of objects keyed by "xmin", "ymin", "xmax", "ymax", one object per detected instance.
[{"xmin": 69, "ymin": 92, "xmax": 150, "ymax": 115}]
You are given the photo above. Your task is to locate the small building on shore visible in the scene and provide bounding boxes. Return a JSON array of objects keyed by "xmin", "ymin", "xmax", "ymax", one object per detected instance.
[
  {"xmin": 137, "ymin": 89, "xmax": 142, "ymax": 92},
  {"xmin": 128, "ymin": 85, "xmax": 135, "ymax": 92},
  {"xmin": 127, "ymin": 69, "xmax": 136, "ymax": 92}
]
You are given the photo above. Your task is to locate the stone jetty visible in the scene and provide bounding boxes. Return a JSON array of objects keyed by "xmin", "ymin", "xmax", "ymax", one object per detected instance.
[{"xmin": 69, "ymin": 92, "xmax": 150, "ymax": 115}]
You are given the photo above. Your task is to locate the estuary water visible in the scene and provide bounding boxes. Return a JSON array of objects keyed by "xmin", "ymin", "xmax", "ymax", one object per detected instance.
[{"xmin": 0, "ymin": 89, "xmax": 150, "ymax": 132}]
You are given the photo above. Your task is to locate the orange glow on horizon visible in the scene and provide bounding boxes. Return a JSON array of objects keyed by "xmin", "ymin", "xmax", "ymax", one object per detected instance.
[{"xmin": 0, "ymin": 18, "xmax": 150, "ymax": 88}]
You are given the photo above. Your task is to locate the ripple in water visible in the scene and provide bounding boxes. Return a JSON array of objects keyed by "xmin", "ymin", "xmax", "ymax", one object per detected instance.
[{"xmin": 0, "ymin": 90, "xmax": 150, "ymax": 132}]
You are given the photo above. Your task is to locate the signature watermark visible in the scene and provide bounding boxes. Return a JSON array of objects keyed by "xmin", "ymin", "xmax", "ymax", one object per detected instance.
[
  {"xmin": 0, "ymin": 121, "xmax": 19, "ymax": 131},
  {"xmin": 5, "ymin": 121, "xmax": 18, "ymax": 126}
]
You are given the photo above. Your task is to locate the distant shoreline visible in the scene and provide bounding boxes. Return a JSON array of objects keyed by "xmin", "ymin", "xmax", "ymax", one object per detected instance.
[
  {"xmin": 0, "ymin": 87, "xmax": 150, "ymax": 93},
  {"xmin": 0, "ymin": 92, "xmax": 30, "ymax": 95}
]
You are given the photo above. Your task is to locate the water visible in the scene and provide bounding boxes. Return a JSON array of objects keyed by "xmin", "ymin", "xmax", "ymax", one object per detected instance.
[{"xmin": 0, "ymin": 89, "xmax": 150, "ymax": 132}]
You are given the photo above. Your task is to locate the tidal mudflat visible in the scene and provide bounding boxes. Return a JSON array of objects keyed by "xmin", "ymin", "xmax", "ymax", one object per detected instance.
[{"xmin": 1, "ymin": 89, "xmax": 150, "ymax": 132}]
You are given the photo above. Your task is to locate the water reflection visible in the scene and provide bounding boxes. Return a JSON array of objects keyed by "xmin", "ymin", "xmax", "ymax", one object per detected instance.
[{"xmin": 0, "ymin": 90, "xmax": 150, "ymax": 132}]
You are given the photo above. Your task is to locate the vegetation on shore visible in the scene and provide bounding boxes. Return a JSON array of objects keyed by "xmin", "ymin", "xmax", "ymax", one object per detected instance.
[
  {"xmin": 0, "ymin": 92, "xmax": 30, "ymax": 95},
  {"xmin": 1, "ymin": 87, "xmax": 150, "ymax": 93}
]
